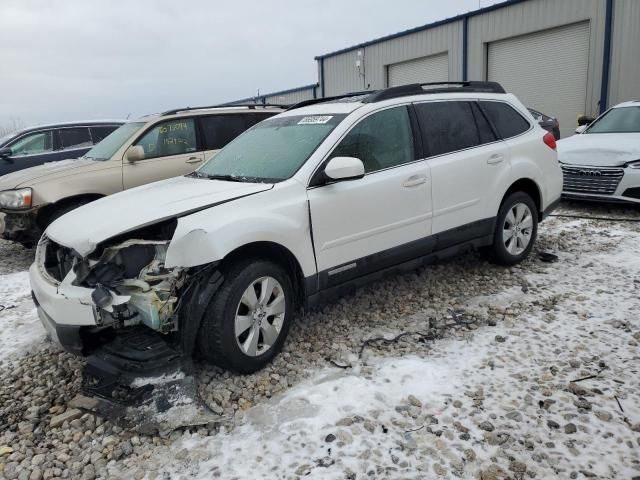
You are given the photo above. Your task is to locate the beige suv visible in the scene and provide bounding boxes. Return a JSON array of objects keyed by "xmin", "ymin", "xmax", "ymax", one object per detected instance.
[{"xmin": 0, "ymin": 105, "xmax": 282, "ymax": 246}]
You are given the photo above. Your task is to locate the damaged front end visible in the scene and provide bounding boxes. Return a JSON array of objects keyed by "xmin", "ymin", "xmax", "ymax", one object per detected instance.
[
  {"xmin": 42, "ymin": 220, "xmax": 185, "ymax": 337},
  {"xmin": 37, "ymin": 219, "xmax": 222, "ymax": 433}
]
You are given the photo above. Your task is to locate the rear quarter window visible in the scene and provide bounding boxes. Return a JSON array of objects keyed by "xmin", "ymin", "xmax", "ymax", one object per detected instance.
[{"xmin": 480, "ymin": 101, "xmax": 530, "ymax": 139}]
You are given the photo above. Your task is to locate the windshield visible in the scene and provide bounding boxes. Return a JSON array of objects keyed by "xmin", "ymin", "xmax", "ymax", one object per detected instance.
[
  {"xmin": 197, "ymin": 114, "xmax": 347, "ymax": 182},
  {"xmin": 84, "ymin": 122, "xmax": 145, "ymax": 160},
  {"xmin": 587, "ymin": 106, "xmax": 640, "ymax": 134}
]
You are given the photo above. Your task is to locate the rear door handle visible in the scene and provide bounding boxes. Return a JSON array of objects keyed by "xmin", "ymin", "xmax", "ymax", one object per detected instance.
[
  {"xmin": 487, "ymin": 154, "xmax": 504, "ymax": 165},
  {"xmin": 186, "ymin": 157, "xmax": 203, "ymax": 164},
  {"xmin": 403, "ymin": 175, "xmax": 428, "ymax": 188}
]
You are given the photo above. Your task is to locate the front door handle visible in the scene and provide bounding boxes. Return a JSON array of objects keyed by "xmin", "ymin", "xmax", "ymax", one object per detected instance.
[
  {"xmin": 403, "ymin": 175, "xmax": 428, "ymax": 188},
  {"xmin": 186, "ymin": 157, "xmax": 203, "ymax": 164},
  {"xmin": 487, "ymin": 154, "xmax": 504, "ymax": 165}
]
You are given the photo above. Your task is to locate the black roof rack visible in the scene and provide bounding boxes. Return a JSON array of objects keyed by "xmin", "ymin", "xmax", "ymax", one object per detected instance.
[
  {"xmin": 363, "ymin": 81, "xmax": 506, "ymax": 103},
  {"xmin": 161, "ymin": 104, "xmax": 287, "ymax": 116},
  {"xmin": 286, "ymin": 91, "xmax": 376, "ymax": 111},
  {"xmin": 285, "ymin": 81, "xmax": 505, "ymax": 111}
]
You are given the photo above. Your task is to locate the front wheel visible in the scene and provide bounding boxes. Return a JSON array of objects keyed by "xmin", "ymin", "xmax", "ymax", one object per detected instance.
[
  {"xmin": 490, "ymin": 192, "xmax": 538, "ymax": 265},
  {"xmin": 197, "ymin": 259, "xmax": 294, "ymax": 373}
]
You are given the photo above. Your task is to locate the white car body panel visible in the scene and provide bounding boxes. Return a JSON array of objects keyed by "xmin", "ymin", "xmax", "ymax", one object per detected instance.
[{"xmin": 558, "ymin": 132, "xmax": 640, "ymax": 167}]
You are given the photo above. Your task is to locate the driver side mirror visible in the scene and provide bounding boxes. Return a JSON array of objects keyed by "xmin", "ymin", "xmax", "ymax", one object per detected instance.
[
  {"xmin": 324, "ymin": 156, "xmax": 365, "ymax": 182},
  {"xmin": 125, "ymin": 145, "xmax": 145, "ymax": 162},
  {"xmin": 0, "ymin": 147, "xmax": 12, "ymax": 159},
  {"xmin": 575, "ymin": 125, "xmax": 588, "ymax": 134}
]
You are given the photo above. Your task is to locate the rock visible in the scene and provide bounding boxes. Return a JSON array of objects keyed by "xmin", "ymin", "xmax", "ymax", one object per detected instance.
[
  {"xmin": 495, "ymin": 335, "xmax": 506, "ymax": 343},
  {"xmin": 547, "ymin": 420, "xmax": 560, "ymax": 429},
  {"xmin": 564, "ymin": 423, "xmax": 577, "ymax": 434},
  {"xmin": 433, "ymin": 463, "xmax": 447, "ymax": 476},
  {"xmin": 573, "ymin": 397, "xmax": 591, "ymax": 410},
  {"xmin": 335, "ymin": 417, "xmax": 353, "ymax": 427},
  {"xmin": 595, "ymin": 410, "xmax": 612, "ymax": 422},
  {"xmin": 295, "ymin": 464, "xmax": 311, "ymax": 476},
  {"xmin": 631, "ymin": 423, "xmax": 640, "ymax": 433},
  {"xmin": 324, "ymin": 433, "xmax": 336, "ymax": 443},
  {"xmin": 50, "ymin": 408, "xmax": 83, "ymax": 428},
  {"xmin": 31, "ymin": 453, "xmax": 46, "ymax": 466},
  {"xmin": 29, "ymin": 468, "xmax": 43, "ymax": 480},
  {"xmin": 336, "ymin": 429, "xmax": 353, "ymax": 444},
  {"xmin": 479, "ymin": 421, "xmax": 495, "ymax": 432},
  {"xmin": 506, "ymin": 411, "xmax": 523, "ymax": 422},
  {"xmin": 408, "ymin": 395, "xmax": 422, "ymax": 408},
  {"xmin": 464, "ymin": 448, "xmax": 476, "ymax": 462},
  {"xmin": 0, "ymin": 446, "xmax": 14, "ymax": 456},
  {"xmin": 509, "ymin": 461, "xmax": 527, "ymax": 473}
]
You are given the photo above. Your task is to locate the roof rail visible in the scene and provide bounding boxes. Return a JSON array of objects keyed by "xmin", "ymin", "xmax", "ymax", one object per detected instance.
[
  {"xmin": 161, "ymin": 104, "xmax": 287, "ymax": 116},
  {"xmin": 286, "ymin": 91, "xmax": 376, "ymax": 111},
  {"xmin": 363, "ymin": 81, "xmax": 506, "ymax": 103}
]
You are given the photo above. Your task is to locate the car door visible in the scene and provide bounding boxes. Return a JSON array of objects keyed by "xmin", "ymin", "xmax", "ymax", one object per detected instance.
[
  {"xmin": 413, "ymin": 100, "xmax": 510, "ymax": 243},
  {"xmin": 1, "ymin": 129, "xmax": 57, "ymax": 176},
  {"xmin": 307, "ymin": 105, "xmax": 433, "ymax": 289},
  {"xmin": 122, "ymin": 117, "xmax": 204, "ymax": 189}
]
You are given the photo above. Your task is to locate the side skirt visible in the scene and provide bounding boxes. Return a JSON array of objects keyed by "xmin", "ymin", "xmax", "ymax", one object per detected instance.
[{"xmin": 306, "ymin": 217, "xmax": 495, "ymax": 309}]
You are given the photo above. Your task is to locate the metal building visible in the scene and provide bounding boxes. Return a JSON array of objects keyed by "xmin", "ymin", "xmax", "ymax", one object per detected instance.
[{"xmin": 227, "ymin": 0, "xmax": 639, "ymax": 138}]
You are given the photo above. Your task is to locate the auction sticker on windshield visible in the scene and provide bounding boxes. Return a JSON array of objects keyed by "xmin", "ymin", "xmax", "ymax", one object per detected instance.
[{"xmin": 298, "ymin": 116, "xmax": 333, "ymax": 125}]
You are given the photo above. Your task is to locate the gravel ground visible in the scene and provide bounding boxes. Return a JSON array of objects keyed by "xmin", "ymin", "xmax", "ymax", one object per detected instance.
[{"xmin": 0, "ymin": 202, "xmax": 639, "ymax": 479}]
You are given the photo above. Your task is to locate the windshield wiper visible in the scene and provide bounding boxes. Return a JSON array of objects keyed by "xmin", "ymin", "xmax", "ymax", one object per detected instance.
[{"xmin": 202, "ymin": 173, "xmax": 246, "ymax": 182}]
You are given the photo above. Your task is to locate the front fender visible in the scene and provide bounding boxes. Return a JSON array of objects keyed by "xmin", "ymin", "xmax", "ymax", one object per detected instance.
[{"xmin": 164, "ymin": 183, "xmax": 315, "ymax": 277}]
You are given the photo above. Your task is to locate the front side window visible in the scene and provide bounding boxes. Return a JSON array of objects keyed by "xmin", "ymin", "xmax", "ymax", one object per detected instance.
[
  {"xmin": 8, "ymin": 131, "xmax": 54, "ymax": 156},
  {"xmin": 135, "ymin": 118, "xmax": 197, "ymax": 159},
  {"xmin": 329, "ymin": 106, "xmax": 414, "ymax": 173},
  {"xmin": 480, "ymin": 101, "xmax": 530, "ymax": 139},
  {"xmin": 415, "ymin": 101, "xmax": 480, "ymax": 156},
  {"xmin": 198, "ymin": 114, "xmax": 346, "ymax": 182},
  {"xmin": 587, "ymin": 106, "xmax": 640, "ymax": 134},
  {"xmin": 59, "ymin": 127, "xmax": 92, "ymax": 150}
]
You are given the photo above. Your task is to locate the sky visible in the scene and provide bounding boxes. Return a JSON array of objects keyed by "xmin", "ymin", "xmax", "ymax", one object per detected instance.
[{"xmin": 0, "ymin": 0, "xmax": 501, "ymax": 127}]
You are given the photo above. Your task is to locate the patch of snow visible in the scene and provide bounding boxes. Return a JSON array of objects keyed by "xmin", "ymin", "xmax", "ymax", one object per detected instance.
[{"xmin": 0, "ymin": 271, "xmax": 45, "ymax": 361}]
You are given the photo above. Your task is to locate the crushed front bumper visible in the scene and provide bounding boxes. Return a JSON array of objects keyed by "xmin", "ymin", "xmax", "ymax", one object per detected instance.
[{"xmin": 1, "ymin": 208, "xmax": 41, "ymax": 245}]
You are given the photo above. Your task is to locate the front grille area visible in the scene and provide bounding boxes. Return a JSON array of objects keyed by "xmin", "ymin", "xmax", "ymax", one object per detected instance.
[
  {"xmin": 40, "ymin": 237, "xmax": 76, "ymax": 282},
  {"xmin": 561, "ymin": 165, "xmax": 624, "ymax": 195}
]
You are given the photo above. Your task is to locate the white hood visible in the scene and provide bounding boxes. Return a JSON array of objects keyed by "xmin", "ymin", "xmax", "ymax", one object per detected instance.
[
  {"xmin": 46, "ymin": 175, "xmax": 273, "ymax": 256},
  {"xmin": 557, "ymin": 133, "xmax": 640, "ymax": 167}
]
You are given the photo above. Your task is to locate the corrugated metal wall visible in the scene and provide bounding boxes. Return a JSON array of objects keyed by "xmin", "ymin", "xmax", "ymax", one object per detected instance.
[
  {"xmin": 264, "ymin": 86, "xmax": 316, "ymax": 105},
  {"xmin": 467, "ymin": 0, "xmax": 606, "ymax": 117},
  {"xmin": 609, "ymin": 0, "xmax": 640, "ymax": 105},
  {"xmin": 322, "ymin": 21, "xmax": 463, "ymax": 96}
]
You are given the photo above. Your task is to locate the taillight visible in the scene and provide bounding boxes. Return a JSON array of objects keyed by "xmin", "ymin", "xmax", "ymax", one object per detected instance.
[{"xmin": 543, "ymin": 132, "xmax": 556, "ymax": 150}]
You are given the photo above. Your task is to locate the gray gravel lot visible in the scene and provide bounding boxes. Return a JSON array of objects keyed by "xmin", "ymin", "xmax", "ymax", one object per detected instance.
[{"xmin": 0, "ymin": 202, "xmax": 639, "ymax": 479}]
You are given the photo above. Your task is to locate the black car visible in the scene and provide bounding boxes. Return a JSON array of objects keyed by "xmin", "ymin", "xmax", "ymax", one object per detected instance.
[
  {"xmin": 527, "ymin": 108, "xmax": 560, "ymax": 140},
  {"xmin": 0, "ymin": 120, "xmax": 124, "ymax": 177}
]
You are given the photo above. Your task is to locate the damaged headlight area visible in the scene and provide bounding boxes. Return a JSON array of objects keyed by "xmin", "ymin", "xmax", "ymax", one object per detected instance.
[{"xmin": 43, "ymin": 219, "xmax": 185, "ymax": 333}]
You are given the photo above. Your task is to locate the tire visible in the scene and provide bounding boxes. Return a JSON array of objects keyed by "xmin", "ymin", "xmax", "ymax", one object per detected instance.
[
  {"xmin": 197, "ymin": 259, "xmax": 294, "ymax": 373},
  {"xmin": 44, "ymin": 200, "xmax": 90, "ymax": 228},
  {"xmin": 490, "ymin": 192, "xmax": 538, "ymax": 266}
]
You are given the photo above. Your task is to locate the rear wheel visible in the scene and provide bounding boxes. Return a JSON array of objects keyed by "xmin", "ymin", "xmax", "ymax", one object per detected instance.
[
  {"xmin": 490, "ymin": 192, "xmax": 538, "ymax": 265},
  {"xmin": 197, "ymin": 259, "xmax": 294, "ymax": 373}
]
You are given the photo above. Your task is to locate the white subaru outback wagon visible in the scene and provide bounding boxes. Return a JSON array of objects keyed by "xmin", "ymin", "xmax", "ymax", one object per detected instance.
[{"xmin": 30, "ymin": 82, "xmax": 562, "ymax": 373}]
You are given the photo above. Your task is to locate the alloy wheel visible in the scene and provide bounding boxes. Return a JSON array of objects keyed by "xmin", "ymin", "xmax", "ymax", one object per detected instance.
[
  {"xmin": 234, "ymin": 276, "xmax": 286, "ymax": 357},
  {"xmin": 502, "ymin": 202, "xmax": 533, "ymax": 255}
]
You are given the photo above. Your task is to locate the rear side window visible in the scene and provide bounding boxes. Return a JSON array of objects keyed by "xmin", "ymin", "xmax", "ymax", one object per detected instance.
[
  {"xmin": 480, "ymin": 101, "xmax": 530, "ymax": 139},
  {"xmin": 329, "ymin": 106, "xmax": 414, "ymax": 173},
  {"xmin": 471, "ymin": 102, "xmax": 498, "ymax": 145},
  {"xmin": 59, "ymin": 127, "xmax": 92, "ymax": 150},
  {"xmin": 414, "ymin": 101, "xmax": 480, "ymax": 156},
  {"xmin": 90, "ymin": 126, "xmax": 119, "ymax": 144},
  {"xmin": 201, "ymin": 114, "xmax": 250, "ymax": 150}
]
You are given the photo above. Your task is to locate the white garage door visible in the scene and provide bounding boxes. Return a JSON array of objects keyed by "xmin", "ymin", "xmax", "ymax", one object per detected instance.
[
  {"xmin": 488, "ymin": 22, "xmax": 590, "ymax": 138},
  {"xmin": 388, "ymin": 53, "xmax": 449, "ymax": 87}
]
